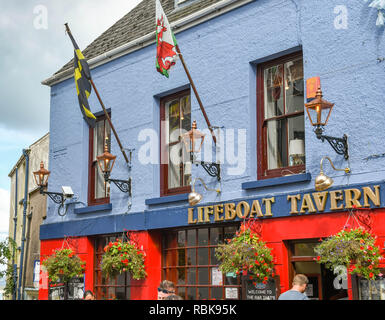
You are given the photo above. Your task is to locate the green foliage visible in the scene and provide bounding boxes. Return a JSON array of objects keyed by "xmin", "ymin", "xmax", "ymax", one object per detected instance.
[
  {"xmin": 42, "ymin": 248, "xmax": 85, "ymax": 283},
  {"xmin": 215, "ymin": 227, "xmax": 275, "ymax": 284},
  {"xmin": 314, "ymin": 228, "xmax": 384, "ymax": 280},
  {"xmin": 101, "ymin": 239, "xmax": 147, "ymax": 280},
  {"xmin": 0, "ymin": 237, "xmax": 16, "ymax": 278}
]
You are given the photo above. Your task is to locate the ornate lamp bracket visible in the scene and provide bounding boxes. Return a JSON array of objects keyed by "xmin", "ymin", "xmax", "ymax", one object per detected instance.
[
  {"xmin": 191, "ymin": 153, "xmax": 221, "ymax": 181},
  {"xmin": 314, "ymin": 126, "xmax": 349, "ymax": 160},
  {"xmin": 104, "ymin": 172, "xmax": 132, "ymax": 196}
]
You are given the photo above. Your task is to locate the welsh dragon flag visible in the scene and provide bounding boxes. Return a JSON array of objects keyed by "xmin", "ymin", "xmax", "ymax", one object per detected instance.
[{"xmin": 156, "ymin": 0, "xmax": 178, "ymax": 77}]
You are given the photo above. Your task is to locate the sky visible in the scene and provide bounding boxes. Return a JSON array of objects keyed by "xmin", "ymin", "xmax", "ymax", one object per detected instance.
[{"xmin": 0, "ymin": 0, "xmax": 143, "ymax": 235}]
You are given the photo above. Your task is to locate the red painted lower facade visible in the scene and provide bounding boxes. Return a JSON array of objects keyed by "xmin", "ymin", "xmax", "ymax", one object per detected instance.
[{"xmin": 38, "ymin": 208, "xmax": 385, "ymax": 300}]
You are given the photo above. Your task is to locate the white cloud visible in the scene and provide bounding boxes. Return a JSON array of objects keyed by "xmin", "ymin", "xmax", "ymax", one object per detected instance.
[{"xmin": 0, "ymin": 188, "xmax": 10, "ymax": 234}]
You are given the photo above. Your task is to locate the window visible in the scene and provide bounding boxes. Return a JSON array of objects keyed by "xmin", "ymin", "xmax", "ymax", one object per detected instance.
[
  {"xmin": 160, "ymin": 90, "xmax": 191, "ymax": 196},
  {"xmin": 162, "ymin": 226, "xmax": 242, "ymax": 300},
  {"xmin": 257, "ymin": 52, "xmax": 305, "ymax": 179},
  {"xmin": 88, "ymin": 114, "xmax": 111, "ymax": 206},
  {"xmin": 94, "ymin": 235, "xmax": 131, "ymax": 300}
]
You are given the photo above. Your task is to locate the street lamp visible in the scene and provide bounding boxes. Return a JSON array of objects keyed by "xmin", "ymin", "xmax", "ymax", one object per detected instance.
[
  {"xmin": 305, "ymin": 87, "xmax": 349, "ymax": 159},
  {"xmin": 96, "ymin": 143, "xmax": 132, "ymax": 195},
  {"xmin": 33, "ymin": 161, "xmax": 74, "ymax": 216},
  {"xmin": 182, "ymin": 120, "xmax": 221, "ymax": 181}
]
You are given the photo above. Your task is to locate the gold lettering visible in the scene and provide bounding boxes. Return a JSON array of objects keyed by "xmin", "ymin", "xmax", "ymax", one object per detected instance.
[
  {"xmin": 197, "ymin": 207, "xmax": 204, "ymax": 223},
  {"xmin": 330, "ymin": 190, "xmax": 344, "ymax": 210},
  {"xmin": 250, "ymin": 200, "xmax": 264, "ymax": 217},
  {"xmin": 363, "ymin": 185, "xmax": 380, "ymax": 207},
  {"xmin": 188, "ymin": 208, "xmax": 197, "ymax": 224},
  {"xmin": 300, "ymin": 194, "xmax": 316, "ymax": 214},
  {"xmin": 262, "ymin": 197, "xmax": 275, "ymax": 217},
  {"xmin": 224, "ymin": 203, "xmax": 237, "ymax": 220},
  {"xmin": 236, "ymin": 201, "xmax": 250, "ymax": 219},
  {"xmin": 287, "ymin": 194, "xmax": 301, "ymax": 214},
  {"xmin": 344, "ymin": 189, "xmax": 362, "ymax": 209},
  {"xmin": 214, "ymin": 204, "xmax": 224, "ymax": 222},
  {"xmin": 204, "ymin": 206, "xmax": 214, "ymax": 223},
  {"xmin": 312, "ymin": 192, "xmax": 329, "ymax": 212}
]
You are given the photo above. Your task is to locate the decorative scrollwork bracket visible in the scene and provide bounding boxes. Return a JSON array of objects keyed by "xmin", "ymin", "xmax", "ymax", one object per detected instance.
[{"xmin": 315, "ymin": 126, "xmax": 349, "ymax": 160}]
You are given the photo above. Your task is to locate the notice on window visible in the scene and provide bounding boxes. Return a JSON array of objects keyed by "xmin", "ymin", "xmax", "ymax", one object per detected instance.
[
  {"xmin": 225, "ymin": 288, "xmax": 238, "ymax": 299},
  {"xmin": 211, "ymin": 267, "xmax": 223, "ymax": 286}
]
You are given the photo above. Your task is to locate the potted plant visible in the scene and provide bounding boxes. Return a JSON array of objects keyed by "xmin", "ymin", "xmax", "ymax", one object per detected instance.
[
  {"xmin": 215, "ymin": 223, "xmax": 275, "ymax": 285},
  {"xmin": 42, "ymin": 248, "xmax": 86, "ymax": 300},
  {"xmin": 314, "ymin": 227, "xmax": 383, "ymax": 280},
  {"xmin": 101, "ymin": 238, "xmax": 147, "ymax": 280}
]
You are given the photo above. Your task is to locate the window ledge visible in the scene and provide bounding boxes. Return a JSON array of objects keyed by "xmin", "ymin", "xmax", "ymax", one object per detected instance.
[
  {"xmin": 241, "ymin": 173, "xmax": 311, "ymax": 190},
  {"xmin": 74, "ymin": 203, "xmax": 112, "ymax": 214},
  {"xmin": 145, "ymin": 193, "xmax": 189, "ymax": 206}
]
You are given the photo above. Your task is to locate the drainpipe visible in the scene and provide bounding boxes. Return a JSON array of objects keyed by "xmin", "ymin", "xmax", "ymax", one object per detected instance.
[
  {"xmin": 11, "ymin": 167, "xmax": 18, "ymax": 300},
  {"xmin": 22, "ymin": 207, "xmax": 33, "ymax": 300},
  {"xmin": 17, "ymin": 149, "xmax": 29, "ymax": 300}
]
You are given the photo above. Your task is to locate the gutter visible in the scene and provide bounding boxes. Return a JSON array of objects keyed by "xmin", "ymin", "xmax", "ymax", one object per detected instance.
[
  {"xmin": 42, "ymin": 0, "xmax": 255, "ymax": 87},
  {"xmin": 17, "ymin": 149, "xmax": 30, "ymax": 300}
]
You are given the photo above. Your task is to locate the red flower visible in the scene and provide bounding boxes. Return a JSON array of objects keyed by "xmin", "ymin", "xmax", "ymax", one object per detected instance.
[
  {"xmin": 316, "ymin": 256, "xmax": 321, "ymax": 261},
  {"xmin": 254, "ymin": 252, "xmax": 258, "ymax": 257},
  {"xmin": 369, "ymin": 272, "xmax": 374, "ymax": 278},
  {"xmin": 255, "ymin": 260, "xmax": 260, "ymax": 265},
  {"xmin": 369, "ymin": 265, "xmax": 373, "ymax": 270},
  {"xmin": 264, "ymin": 276, "xmax": 268, "ymax": 281},
  {"xmin": 368, "ymin": 246, "xmax": 373, "ymax": 251}
]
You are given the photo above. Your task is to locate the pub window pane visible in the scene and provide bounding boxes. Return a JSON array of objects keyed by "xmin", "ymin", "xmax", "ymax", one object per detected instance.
[
  {"xmin": 187, "ymin": 229, "xmax": 196, "ymax": 246},
  {"xmin": 198, "ymin": 268, "xmax": 209, "ymax": 285},
  {"xmin": 288, "ymin": 116, "xmax": 305, "ymax": 166},
  {"xmin": 225, "ymin": 273, "xmax": 238, "ymax": 285},
  {"xmin": 177, "ymin": 230, "xmax": 186, "ymax": 247},
  {"xmin": 224, "ymin": 226, "xmax": 237, "ymax": 240},
  {"xmin": 115, "ymin": 287, "xmax": 125, "ymax": 300},
  {"xmin": 264, "ymin": 65, "xmax": 284, "ymax": 118},
  {"xmin": 198, "ymin": 287, "xmax": 209, "ymax": 300},
  {"xmin": 284, "ymin": 58, "xmax": 304, "ymax": 114},
  {"xmin": 187, "ymin": 248, "xmax": 196, "ymax": 265},
  {"xmin": 187, "ymin": 287, "xmax": 195, "ymax": 300},
  {"xmin": 94, "ymin": 119, "xmax": 111, "ymax": 199},
  {"xmin": 197, "ymin": 248, "xmax": 208, "ymax": 265},
  {"xmin": 178, "ymin": 268, "xmax": 186, "ymax": 285},
  {"xmin": 266, "ymin": 119, "xmax": 287, "ymax": 170},
  {"xmin": 187, "ymin": 268, "xmax": 196, "ymax": 285},
  {"xmin": 117, "ymin": 272, "xmax": 125, "ymax": 286},
  {"xmin": 177, "ymin": 249, "xmax": 186, "ymax": 266},
  {"xmin": 210, "ymin": 228, "xmax": 222, "ymax": 245},
  {"xmin": 211, "ymin": 287, "xmax": 223, "ymax": 300},
  {"xmin": 210, "ymin": 247, "xmax": 219, "ymax": 265},
  {"xmin": 198, "ymin": 228, "xmax": 208, "ymax": 245},
  {"xmin": 178, "ymin": 287, "xmax": 186, "ymax": 299}
]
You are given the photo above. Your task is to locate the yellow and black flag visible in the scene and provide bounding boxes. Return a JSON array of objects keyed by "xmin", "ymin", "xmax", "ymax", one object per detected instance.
[{"xmin": 66, "ymin": 24, "xmax": 96, "ymax": 128}]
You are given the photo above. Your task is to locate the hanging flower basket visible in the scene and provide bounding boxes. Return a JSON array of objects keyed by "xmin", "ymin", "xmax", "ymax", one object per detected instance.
[
  {"xmin": 42, "ymin": 248, "xmax": 85, "ymax": 284},
  {"xmin": 215, "ymin": 223, "xmax": 275, "ymax": 285},
  {"xmin": 101, "ymin": 238, "xmax": 147, "ymax": 280},
  {"xmin": 314, "ymin": 227, "xmax": 384, "ymax": 280}
]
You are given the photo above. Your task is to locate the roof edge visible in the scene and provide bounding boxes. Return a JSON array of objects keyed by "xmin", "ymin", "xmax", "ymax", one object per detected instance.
[{"xmin": 42, "ymin": 0, "xmax": 255, "ymax": 87}]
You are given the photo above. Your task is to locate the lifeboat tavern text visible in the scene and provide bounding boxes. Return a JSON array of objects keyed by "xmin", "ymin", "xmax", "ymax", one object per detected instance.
[{"xmin": 187, "ymin": 185, "xmax": 381, "ymax": 224}]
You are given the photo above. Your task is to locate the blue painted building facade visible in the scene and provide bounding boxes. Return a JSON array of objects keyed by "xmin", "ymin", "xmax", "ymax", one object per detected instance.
[{"xmin": 40, "ymin": 0, "xmax": 385, "ymax": 300}]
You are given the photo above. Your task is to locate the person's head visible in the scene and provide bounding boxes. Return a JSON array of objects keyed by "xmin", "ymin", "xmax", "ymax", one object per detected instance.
[
  {"xmin": 83, "ymin": 290, "xmax": 95, "ymax": 300},
  {"xmin": 157, "ymin": 280, "xmax": 175, "ymax": 300},
  {"xmin": 292, "ymin": 274, "xmax": 309, "ymax": 293},
  {"xmin": 165, "ymin": 294, "xmax": 183, "ymax": 300}
]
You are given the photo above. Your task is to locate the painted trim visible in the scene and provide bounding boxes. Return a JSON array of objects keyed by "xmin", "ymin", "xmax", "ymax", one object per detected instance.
[
  {"xmin": 242, "ymin": 173, "xmax": 312, "ymax": 190},
  {"xmin": 74, "ymin": 203, "xmax": 112, "ymax": 214},
  {"xmin": 145, "ymin": 193, "xmax": 189, "ymax": 205}
]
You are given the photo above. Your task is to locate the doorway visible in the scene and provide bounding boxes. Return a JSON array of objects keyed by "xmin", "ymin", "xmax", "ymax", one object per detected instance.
[{"xmin": 287, "ymin": 240, "xmax": 348, "ymax": 300}]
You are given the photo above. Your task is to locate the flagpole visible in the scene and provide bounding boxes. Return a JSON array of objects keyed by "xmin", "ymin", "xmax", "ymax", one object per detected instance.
[
  {"xmin": 90, "ymin": 79, "xmax": 130, "ymax": 164},
  {"xmin": 175, "ymin": 45, "xmax": 217, "ymax": 145},
  {"xmin": 64, "ymin": 23, "xmax": 129, "ymax": 164}
]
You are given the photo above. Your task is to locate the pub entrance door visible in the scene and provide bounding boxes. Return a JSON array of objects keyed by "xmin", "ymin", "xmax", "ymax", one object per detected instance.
[{"xmin": 287, "ymin": 240, "xmax": 348, "ymax": 300}]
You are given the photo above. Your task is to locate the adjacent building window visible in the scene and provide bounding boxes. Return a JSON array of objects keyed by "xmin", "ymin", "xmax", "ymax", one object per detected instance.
[
  {"xmin": 257, "ymin": 52, "xmax": 305, "ymax": 179},
  {"xmin": 162, "ymin": 226, "xmax": 242, "ymax": 300},
  {"xmin": 88, "ymin": 114, "xmax": 111, "ymax": 206},
  {"xmin": 94, "ymin": 235, "xmax": 131, "ymax": 300},
  {"xmin": 160, "ymin": 89, "xmax": 191, "ymax": 196}
]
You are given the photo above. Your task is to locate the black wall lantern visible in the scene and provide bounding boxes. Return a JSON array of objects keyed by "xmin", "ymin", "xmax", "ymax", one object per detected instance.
[
  {"xmin": 182, "ymin": 120, "xmax": 221, "ymax": 181},
  {"xmin": 33, "ymin": 161, "xmax": 74, "ymax": 216},
  {"xmin": 305, "ymin": 87, "xmax": 349, "ymax": 159},
  {"xmin": 97, "ymin": 143, "xmax": 132, "ymax": 196}
]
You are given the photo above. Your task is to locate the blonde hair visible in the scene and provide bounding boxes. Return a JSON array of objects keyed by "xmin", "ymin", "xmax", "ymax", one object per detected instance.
[{"xmin": 292, "ymin": 274, "xmax": 309, "ymax": 286}]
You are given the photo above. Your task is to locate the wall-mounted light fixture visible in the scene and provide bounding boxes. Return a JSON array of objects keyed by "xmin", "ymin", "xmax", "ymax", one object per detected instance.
[
  {"xmin": 305, "ymin": 87, "xmax": 349, "ymax": 159},
  {"xmin": 33, "ymin": 161, "xmax": 74, "ymax": 216},
  {"xmin": 182, "ymin": 120, "xmax": 221, "ymax": 181},
  {"xmin": 188, "ymin": 177, "xmax": 221, "ymax": 206},
  {"xmin": 97, "ymin": 143, "xmax": 132, "ymax": 196},
  {"xmin": 315, "ymin": 156, "xmax": 351, "ymax": 191}
]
